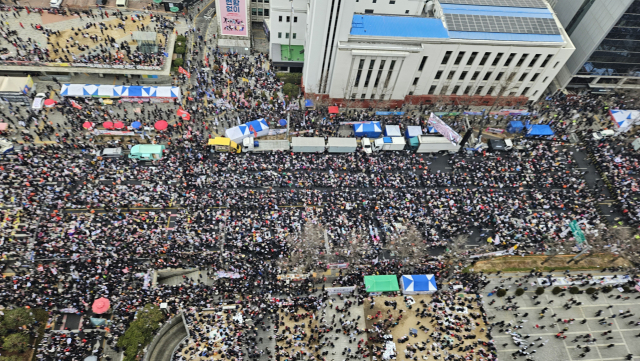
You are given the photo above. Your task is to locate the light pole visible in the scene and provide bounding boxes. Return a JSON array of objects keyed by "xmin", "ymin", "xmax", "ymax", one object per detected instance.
[{"xmin": 288, "ymin": 0, "xmax": 293, "ymax": 61}]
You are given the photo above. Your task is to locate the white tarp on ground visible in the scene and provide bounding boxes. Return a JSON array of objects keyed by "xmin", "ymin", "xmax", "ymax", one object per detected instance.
[{"xmin": 610, "ymin": 109, "xmax": 640, "ymax": 132}]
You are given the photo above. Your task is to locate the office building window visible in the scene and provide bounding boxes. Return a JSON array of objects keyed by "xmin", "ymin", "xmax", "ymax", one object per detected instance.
[
  {"xmin": 364, "ymin": 9, "xmax": 374, "ymax": 13},
  {"xmin": 278, "ymin": 15, "xmax": 282, "ymax": 22},
  {"xmin": 540, "ymin": 54, "xmax": 553, "ymax": 67},
  {"xmin": 516, "ymin": 54, "xmax": 528, "ymax": 67},
  {"xmin": 294, "ymin": 16, "xmax": 298, "ymax": 22},
  {"xmin": 475, "ymin": 87, "xmax": 483, "ymax": 95},
  {"xmin": 384, "ymin": 60, "xmax": 396, "ymax": 88},
  {"xmin": 483, "ymin": 72, "xmax": 492, "ymax": 81},
  {"xmin": 479, "ymin": 52, "xmax": 490, "ymax": 66},
  {"xmin": 351, "ymin": 94, "xmax": 356, "ymax": 100},
  {"xmin": 471, "ymin": 71, "xmax": 479, "ymax": 80},
  {"xmin": 413, "ymin": 77, "xmax": 419, "ymax": 85},
  {"xmin": 531, "ymin": 73, "xmax": 540, "ymax": 81},
  {"xmin": 292, "ymin": 33, "xmax": 296, "ymax": 39},
  {"xmin": 390, "ymin": 0, "xmax": 395, "ymax": 3},
  {"xmin": 355, "ymin": 59, "xmax": 365, "ymax": 87},
  {"xmin": 543, "ymin": 76, "xmax": 548, "ymax": 83},
  {"xmin": 418, "ymin": 56, "xmax": 427, "ymax": 71},
  {"xmin": 528, "ymin": 54, "xmax": 541, "ymax": 67},
  {"xmin": 252, "ymin": 8, "xmax": 257, "ymax": 15},
  {"xmin": 452, "ymin": 85, "xmax": 460, "ymax": 94},
  {"xmin": 460, "ymin": 71, "xmax": 468, "ymax": 79},
  {"xmin": 496, "ymin": 72, "xmax": 504, "ymax": 80},
  {"xmin": 435, "ymin": 70, "xmax": 443, "ymax": 79},
  {"xmin": 447, "ymin": 71, "xmax": 455, "ymax": 80},
  {"xmin": 519, "ymin": 73, "xmax": 527, "ymax": 81},
  {"xmin": 370, "ymin": 94, "xmax": 375, "ymax": 99},
  {"xmin": 454, "ymin": 52, "xmax": 465, "ymax": 65},
  {"xmin": 467, "ymin": 52, "xmax": 478, "ymax": 65},
  {"xmin": 441, "ymin": 51, "xmax": 452, "ymax": 64},
  {"xmin": 286, "ymin": 16, "xmax": 290, "ymax": 22},
  {"xmin": 285, "ymin": 33, "xmax": 289, "ymax": 39},
  {"xmin": 554, "ymin": 61, "xmax": 559, "ymax": 68},
  {"xmin": 364, "ymin": 60, "xmax": 375, "ymax": 87},
  {"xmin": 522, "ymin": 87, "xmax": 530, "ymax": 95},
  {"xmin": 428, "ymin": 85, "xmax": 437, "ymax": 94},
  {"xmin": 361, "ymin": 94, "xmax": 366, "ymax": 99},
  {"xmin": 373, "ymin": 0, "xmax": 376, "ymax": 2},
  {"xmin": 504, "ymin": 53, "xmax": 516, "ymax": 66},
  {"xmin": 488, "ymin": 86, "xmax": 495, "ymax": 95},
  {"xmin": 258, "ymin": 8, "xmax": 263, "ymax": 15},
  {"xmin": 264, "ymin": 9, "xmax": 269, "ymax": 16},
  {"xmin": 464, "ymin": 86, "xmax": 471, "ymax": 94},
  {"xmin": 492, "ymin": 53, "xmax": 503, "ymax": 66},
  {"xmin": 374, "ymin": 60, "xmax": 386, "ymax": 87},
  {"xmin": 533, "ymin": 90, "xmax": 538, "ymax": 96},
  {"xmin": 278, "ymin": 32, "xmax": 282, "ymax": 38}
]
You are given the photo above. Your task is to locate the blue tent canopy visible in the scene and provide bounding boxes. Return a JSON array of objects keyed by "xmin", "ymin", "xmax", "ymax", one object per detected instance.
[
  {"xmin": 279, "ymin": 119, "xmax": 287, "ymax": 126},
  {"xmin": 353, "ymin": 122, "xmax": 382, "ymax": 138},
  {"xmin": 507, "ymin": 121, "xmax": 524, "ymax": 133},
  {"xmin": 401, "ymin": 275, "xmax": 437, "ymax": 294},
  {"xmin": 526, "ymin": 124, "xmax": 554, "ymax": 137},
  {"xmin": 304, "ymin": 99, "xmax": 314, "ymax": 107},
  {"xmin": 131, "ymin": 121, "xmax": 142, "ymax": 129}
]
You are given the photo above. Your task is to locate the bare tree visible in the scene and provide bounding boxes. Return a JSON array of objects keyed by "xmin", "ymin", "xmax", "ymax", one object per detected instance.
[
  {"xmin": 341, "ymin": 77, "xmax": 359, "ymax": 112},
  {"xmin": 280, "ymin": 223, "xmax": 327, "ymax": 273},
  {"xmin": 389, "ymin": 225, "xmax": 425, "ymax": 271},
  {"xmin": 487, "ymin": 72, "xmax": 519, "ymax": 115}
]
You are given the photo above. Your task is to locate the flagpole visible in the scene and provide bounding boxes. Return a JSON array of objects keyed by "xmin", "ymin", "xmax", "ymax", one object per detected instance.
[{"xmin": 289, "ymin": 0, "xmax": 293, "ymax": 61}]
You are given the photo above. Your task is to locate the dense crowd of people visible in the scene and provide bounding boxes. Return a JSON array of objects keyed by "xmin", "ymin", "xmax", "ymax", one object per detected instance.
[{"xmin": 0, "ymin": 5, "xmax": 636, "ymax": 360}]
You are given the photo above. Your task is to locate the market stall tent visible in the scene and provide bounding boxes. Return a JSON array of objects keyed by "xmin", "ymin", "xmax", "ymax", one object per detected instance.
[
  {"xmin": 60, "ymin": 84, "xmax": 181, "ymax": 99},
  {"xmin": 225, "ymin": 119, "xmax": 270, "ymax": 143},
  {"xmin": 353, "ymin": 122, "xmax": 382, "ymax": 138},
  {"xmin": 507, "ymin": 121, "xmax": 524, "ymax": 133},
  {"xmin": 384, "ymin": 125, "xmax": 402, "ymax": 137},
  {"xmin": 400, "ymin": 275, "xmax": 437, "ymax": 294},
  {"xmin": 364, "ymin": 275, "xmax": 400, "ymax": 293},
  {"xmin": 405, "ymin": 126, "xmax": 422, "ymax": 138}
]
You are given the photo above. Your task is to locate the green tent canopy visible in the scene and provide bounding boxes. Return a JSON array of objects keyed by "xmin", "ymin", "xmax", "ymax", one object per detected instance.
[{"xmin": 364, "ymin": 275, "xmax": 399, "ymax": 292}]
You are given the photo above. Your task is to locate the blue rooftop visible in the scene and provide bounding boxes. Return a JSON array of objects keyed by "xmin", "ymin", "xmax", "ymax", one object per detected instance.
[
  {"xmin": 350, "ymin": 15, "xmax": 449, "ymax": 38},
  {"xmin": 440, "ymin": 4, "xmax": 554, "ymax": 18}
]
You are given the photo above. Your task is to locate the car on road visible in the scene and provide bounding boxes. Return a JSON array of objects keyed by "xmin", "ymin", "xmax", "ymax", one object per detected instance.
[
  {"xmin": 31, "ymin": 93, "xmax": 46, "ymax": 113},
  {"xmin": 50, "ymin": 0, "xmax": 63, "ymax": 7}
]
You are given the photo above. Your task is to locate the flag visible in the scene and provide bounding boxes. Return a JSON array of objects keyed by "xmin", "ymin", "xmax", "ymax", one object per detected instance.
[
  {"xmin": 493, "ymin": 234, "xmax": 500, "ymax": 245},
  {"xmin": 427, "ymin": 113, "xmax": 461, "ymax": 144},
  {"xmin": 178, "ymin": 66, "xmax": 191, "ymax": 78},
  {"xmin": 163, "ymin": 52, "xmax": 169, "ymax": 57},
  {"xmin": 70, "ymin": 100, "xmax": 82, "ymax": 110},
  {"xmin": 248, "ymin": 124, "xmax": 257, "ymax": 137}
]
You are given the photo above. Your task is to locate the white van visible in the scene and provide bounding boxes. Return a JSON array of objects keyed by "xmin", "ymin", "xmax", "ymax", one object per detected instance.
[
  {"xmin": 31, "ymin": 93, "xmax": 46, "ymax": 113},
  {"xmin": 116, "ymin": 0, "xmax": 128, "ymax": 8}
]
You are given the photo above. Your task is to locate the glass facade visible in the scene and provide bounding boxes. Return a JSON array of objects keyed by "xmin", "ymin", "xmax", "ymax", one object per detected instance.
[{"xmin": 577, "ymin": 0, "xmax": 640, "ymax": 78}]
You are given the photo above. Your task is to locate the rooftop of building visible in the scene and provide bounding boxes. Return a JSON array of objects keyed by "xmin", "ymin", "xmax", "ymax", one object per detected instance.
[{"xmin": 350, "ymin": 0, "xmax": 565, "ymax": 43}]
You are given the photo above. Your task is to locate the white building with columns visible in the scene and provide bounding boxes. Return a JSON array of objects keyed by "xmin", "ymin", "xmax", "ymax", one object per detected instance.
[{"xmin": 302, "ymin": 0, "xmax": 575, "ymax": 106}]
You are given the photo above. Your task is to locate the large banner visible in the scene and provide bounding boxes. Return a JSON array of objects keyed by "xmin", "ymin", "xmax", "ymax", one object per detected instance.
[
  {"xmin": 427, "ymin": 113, "xmax": 462, "ymax": 145},
  {"xmin": 220, "ymin": 0, "xmax": 248, "ymax": 37}
]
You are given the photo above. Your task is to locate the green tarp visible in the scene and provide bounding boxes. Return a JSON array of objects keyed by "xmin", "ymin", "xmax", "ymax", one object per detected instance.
[{"xmin": 364, "ymin": 275, "xmax": 399, "ymax": 292}]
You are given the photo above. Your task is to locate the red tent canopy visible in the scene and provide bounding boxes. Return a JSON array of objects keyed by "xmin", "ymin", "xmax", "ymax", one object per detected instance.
[
  {"xmin": 92, "ymin": 297, "xmax": 110, "ymax": 314},
  {"xmin": 155, "ymin": 120, "xmax": 168, "ymax": 131},
  {"xmin": 113, "ymin": 121, "xmax": 125, "ymax": 129},
  {"xmin": 44, "ymin": 99, "xmax": 56, "ymax": 107},
  {"xmin": 103, "ymin": 121, "xmax": 114, "ymax": 129},
  {"xmin": 328, "ymin": 106, "xmax": 339, "ymax": 114},
  {"xmin": 82, "ymin": 122, "xmax": 94, "ymax": 130}
]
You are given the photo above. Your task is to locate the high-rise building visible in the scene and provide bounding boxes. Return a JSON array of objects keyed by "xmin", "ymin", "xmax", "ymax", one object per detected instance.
[
  {"xmin": 550, "ymin": 0, "xmax": 640, "ymax": 92},
  {"xmin": 301, "ymin": 0, "xmax": 575, "ymax": 106},
  {"xmin": 268, "ymin": 0, "xmax": 308, "ymax": 72}
]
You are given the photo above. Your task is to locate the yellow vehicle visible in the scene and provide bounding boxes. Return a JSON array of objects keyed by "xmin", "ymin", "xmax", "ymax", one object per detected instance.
[{"xmin": 207, "ymin": 137, "xmax": 241, "ymax": 153}]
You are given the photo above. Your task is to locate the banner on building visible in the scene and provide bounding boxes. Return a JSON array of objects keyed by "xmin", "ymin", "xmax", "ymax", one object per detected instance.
[
  {"xmin": 375, "ymin": 111, "xmax": 405, "ymax": 116},
  {"xmin": 219, "ymin": 0, "xmax": 248, "ymax": 37},
  {"xmin": 327, "ymin": 263, "xmax": 349, "ymax": 269}
]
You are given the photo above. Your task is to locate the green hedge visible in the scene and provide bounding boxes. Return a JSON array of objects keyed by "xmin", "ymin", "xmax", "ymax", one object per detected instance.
[
  {"xmin": 277, "ymin": 72, "xmax": 302, "ymax": 86},
  {"xmin": 283, "ymin": 83, "xmax": 299, "ymax": 98},
  {"xmin": 172, "ymin": 58, "xmax": 184, "ymax": 68},
  {"xmin": 174, "ymin": 46, "xmax": 186, "ymax": 54}
]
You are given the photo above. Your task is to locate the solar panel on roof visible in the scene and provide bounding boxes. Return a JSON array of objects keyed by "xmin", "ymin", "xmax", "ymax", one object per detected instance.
[
  {"xmin": 439, "ymin": 0, "xmax": 547, "ymax": 8},
  {"xmin": 444, "ymin": 13, "xmax": 560, "ymax": 34}
]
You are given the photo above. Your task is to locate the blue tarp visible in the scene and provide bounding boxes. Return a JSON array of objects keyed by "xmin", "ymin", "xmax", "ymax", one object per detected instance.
[
  {"xmin": 526, "ymin": 124, "xmax": 554, "ymax": 137},
  {"xmin": 507, "ymin": 121, "xmax": 524, "ymax": 133},
  {"xmin": 304, "ymin": 99, "xmax": 314, "ymax": 107},
  {"xmin": 401, "ymin": 275, "xmax": 437, "ymax": 294},
  {"xmin": 353, "ymin": 122, "xmax": 382, "ymax": 138}
]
